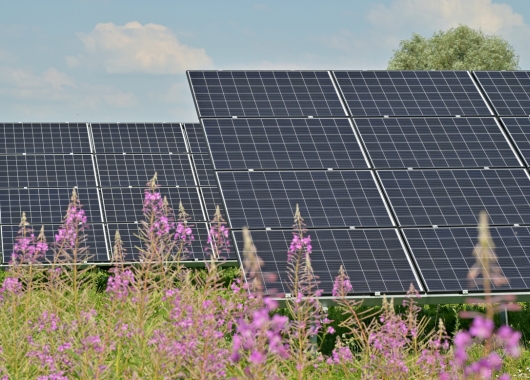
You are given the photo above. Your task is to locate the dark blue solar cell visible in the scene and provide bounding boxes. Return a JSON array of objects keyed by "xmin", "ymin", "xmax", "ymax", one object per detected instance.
[
  {"xmin": 96, "ymin": 155, "xmax": 196, "ymax": 187},
  {"xmin": 501, "ymin": 118, "xmax": 530, "ymax": 166},
  {"xmin": 0, "ymin": 155, "xmax": 97, "ymax": 188},
  {"xmin": 232, "ymin": 228, "xmax": 420, "ymax": 295},
  {"xmin": 404, "ymin": 226, "xmax": 530, "ymax": 292},
  {"xmin": 2, "ymin": 223, "xmax": 109, "ymax": 263},
  {"xmin": 475, "ymin": 71, "xmax": 530, "ymax": 116},
  {"xmin": 379, "ymin": 169, "xmax": 530, "ymax": 227},
  {"xmin": 183, "ymin": 123, "xmax": 209, "ymax": 153},
  {"xmin": 192, "ymin": 155, "xmax": 216, "ymax": 187},
  {"xmin": 200, "ymin": 187, "xmax": 226, "ymax": 221},
  {"xmin": 0, "ymin": 188, "xmax": 102, "ymax": 225},
  {"xmin": 334, "ymin": 71, "xmax": 491, "ymax": 117},
  {"xmin": 203, "ymin": 118, "xmax": 368, "ymax": 170},
  {"xmin": 91, "ymin": 123, "xmax": 187, "ymax": 154},
  {"xmin": 0, "ymin": 123, "xmax": 91, "ymax": 154},
  {"xmin": 217, "ymin": 171, "xmax": 392, "ymax": 229},
  {"xmin": 102, "ymin": 187, "xmax": 204, "ymax": 223},
  {"xmin": 355, "ymin": 117, "xmax": 520, "ymax": 168},
  {"xmin": 188, "ymin": 71, "xmax": 346, "ymax": 117}
]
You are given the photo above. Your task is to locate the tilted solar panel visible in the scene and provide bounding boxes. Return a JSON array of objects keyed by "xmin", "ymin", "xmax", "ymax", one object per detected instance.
[
  {"xmin": 404, "ymin": 226, "xmax": 530, "ymax": 292},
  {"xmin": 200, "ymin": 187, "xmax": 226, "ymax": 221},
  {"xmin": 106, "ymin": 222, "xmax": 216, "ymax": 261},
  {"xmin": 101, "ymin": 187, "xmax": 205, "ymax": 223},
  {"xmin": 378, "ymin": 169, "xmax": 530, "ymax": 227},
  {"xmin": 233, "ymin": 228, "xmax": 420, "ymax": 295},
  {"xmin": 203, "ymin": 118, "xmax": 368, "ymax": 170},
  {"xmin": 501, "ymin": 118, "xmax": 530, "ymax": 166},
  {"xmin": 334, "ymin": 71, "xmax": 491, "ymax": 117},
  {"xmin": 91, "ymin": 123, "xmax": 188, "ymax": 154},
  {"xmin": 188, "ymin": 71, "xmax": 347, "ymax": 118},
  {"xmin": 0, "ymin": 155, "xmax": 97, "ymax": 188},
  {"xmin": 355, "ymin": 117, "xmax": 520, "ymax": 168},
  {"xmin": 96, "ymin": 154, "xmax": 196, "ymax": 187},
  {"xmin": 192, "ymin": 155, "xmax": 216, "ymax": 187},
  {"xmin": 182, "ymin": 123, "xmax": 209, "ymax": 153},
  {"xmin": 217, "ymin": 171, "xmax": 393, "ymax": 229},
  {"xmin": 0, "ymin": 188, "xmax": 102, "ymax": 225},
  {"xmin": 0, "ymin": 123, "xmax": 91, "ymax": 154},
  {"xmin": 475, "ymin": 71, "xmax": 530, "ymax": 116}
]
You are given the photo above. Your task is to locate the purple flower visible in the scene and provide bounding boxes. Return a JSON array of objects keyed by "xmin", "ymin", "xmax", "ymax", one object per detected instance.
[
  {"xmin": 497, "ymin": 325, "xmax": 521, "ymax": 357},
  {"xmin": 469, "ymin": 316, "xmax": 494, "ymax": 340}
]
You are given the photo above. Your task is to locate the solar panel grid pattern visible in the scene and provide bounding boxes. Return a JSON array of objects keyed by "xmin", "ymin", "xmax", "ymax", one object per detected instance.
[
  {"xmin": 475, "ymin": 71, "xmax": 530, "ymax": 116},
  {"xmin": 96, "ymin": 154, "xmax": 196, "ymax": 187},
  {"xmin": 101, "ymin": 187, "xmax": 205, "ymax": 223},
  {"xmin": 192, "ymin": 155, "xmax": 216, "ymax": 187},
  {"xmin": 188, "ymin": 71, "xmax": 346, "ymax": 117},
  {"xmin": 203, "ymin": 118, "xmax": 368, "ymax": 170},
  {"xmin": 183, "ymin": 123, "xmax": 209, "ymax": 153},
  {"xmin": 91, "ymin": 123, "xmax": 188, "ymax": 154},
  {"xmin": 501, "ymin": 118, "xmax": 530, "ymax": 166},
  {"xmin": 0, "ymin": 123, "xmax": 91, "ymax": 154},
  {"xmin": 0, "ymin": 188, "xmax": 102, "ymax": 225},
  {"xmin": 218, "ymin": 171, "xmax": 392, "ymax": 229},
  {"xmin": 0, "ymin": 155, "xmax": 97, "ymax": 188},
  {"xmin": 355, "ymin": 117, "xmax": 520, "ymax": 168},
  {"xmin": 334, "ymin": 71, "xmax": 491, "ymax": 117},
  {"xmin": 378, "ymin": 169, "xmax": 530, "ymax": 227},
  {"xmin": 200, "ymin": 187, "xmax": 226, "ymax": 221},
  {"xmin": 1, "ymin": 223, "xmax": 109, "ymax": 263},
  {"xmin": 404, "ymin": 227, "xmax": 530, "ymax": 291},
  {"xmin": 233, "ymin": 229, "xmax": 419, "ymax": 295},
  {"xmin": 106, "ymin": 222, "xmax": 213, "ymax": 261}
]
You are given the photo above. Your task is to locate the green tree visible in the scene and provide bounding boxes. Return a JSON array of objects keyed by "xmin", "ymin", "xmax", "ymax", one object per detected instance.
[{"xmin": 388, "ymin": 25, "xmax": 519, "ymax": 71}]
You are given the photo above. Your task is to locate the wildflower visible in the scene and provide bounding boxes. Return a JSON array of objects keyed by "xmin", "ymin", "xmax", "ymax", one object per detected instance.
[
  {"xmin": 106, "ymin": 269, "xmax": 135, "ymax": 301},
  {"xmin": 469, "ymin": 316, "xmax": 494, "ymax": 341},
  {"xmin": 206, "ymin": 205, "xmax": 231, "ymax": 259},
  {"xmin": 55, "ymin": 188, "xmax": 88, "ymax": 248},
  {"xmin": 331, "ymin": 266, "xmax": 353, "ymax": 297}
]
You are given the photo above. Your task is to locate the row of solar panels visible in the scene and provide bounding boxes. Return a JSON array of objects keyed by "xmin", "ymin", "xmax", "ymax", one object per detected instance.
[
  {"xmin": 187, "ymin": 70, "xmax": 530, "ymax": 296},
  {"xmin": 0, "ymin": 123, "xmax": 232, "ymax": 264},
  {"xmin": 189, "ymin": 71, "xmax": 530, "ymax": 117}
]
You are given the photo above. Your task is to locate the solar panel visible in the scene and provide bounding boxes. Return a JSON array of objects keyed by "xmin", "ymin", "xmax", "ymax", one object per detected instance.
[
  {"xmin": 192, "ymin": 155, "xmax": 216, "ymax": 187},
  {"xmin": 217, "ymin": 171, "xmax": 393, "ymax": 229},
  {"xmin": 501, "ymin": 118, "xmax": 530, "ymax": 166},
  {"xmin": 0, "ymin": 123, "xmax": 91, "ymax": 154},
  {"xmin": 203, "ymin": 118, "xmax": 368, "ymax": 170},
  {"xmin": 475, "ymin": 71, "xmax": 530, "ymax": 116},
  {"xmin": 1, "ymin": 223, "xmax": 108, "ymax": 263},
  {"xmin": 378, "ymin": 169, "xmax": 530, "ymax": 227},
  {"xmin": 188, "ymin": 71, "xmax": 346, "ymax": 117},
  {"xmin": 334, "ymin": 71, "xmax": 491, "ymax": 117},
  {"xmin": 0, "ymin": 188, "xmax": 102, "ymax": 225},
  {"xmin": 0, "ymin": 155, "xmax": 97, "ymax": 188},
  {"xmin": 183, "ymin": 123, "xmax": 209, "ymax": 153},
  {"xmin": 200, "ymin": 187, "xmax": 226, "ymax": 221},
  {"xmin": 96, "ymin": 155, "xmax": 196, "ymax": 187},
  {"xmin": 91, "ymin": 123, "xmax": 188, "ymax": 154},
  {"xmin": 233, "ymin": 228, "xmax": 420, "ymax": 295},
  {"xmin": 106, "ymin": 222, "xmax": 215, "ymax": 261},
  {"xmin": 101, "ymin": 187, "xmax": 205, "ymax": 223},
  {"xmin": 355, "ymin": 117, "xmax": 520, "ymax": 168},
  {"xmin": 404, "ymin": 226, "xmax": 530, "ymax": 292}
]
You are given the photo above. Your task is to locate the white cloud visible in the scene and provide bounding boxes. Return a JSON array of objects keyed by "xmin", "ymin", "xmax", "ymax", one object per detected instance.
[
  {"xmin": 0, "ymin": 66, "xmax": 137, "ymax": 108},
  {"xmin": 77, "ymin": 21, "xmax": 213, "ymax": 74},
  {"xmin": 367, "ymin": 0, "xmax": 526, "ymax": 34},
  {"xmin": 320, "ymin": 0, "xmax": 530, "ymax": 68}
]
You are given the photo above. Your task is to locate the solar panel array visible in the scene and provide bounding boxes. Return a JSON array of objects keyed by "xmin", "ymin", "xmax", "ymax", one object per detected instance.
[
  {"xmin": 189, "ymin": 70, "xmax": 530, "ymax": 296},
  {"xmin": 0, "ymin": 123, "xmax": 231, "ymax": 263}
]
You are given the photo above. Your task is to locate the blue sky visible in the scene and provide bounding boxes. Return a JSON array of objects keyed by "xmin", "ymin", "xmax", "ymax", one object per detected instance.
[{"xmin": 1, "ymin": 0, "xmax": 529, "ymax": 122}]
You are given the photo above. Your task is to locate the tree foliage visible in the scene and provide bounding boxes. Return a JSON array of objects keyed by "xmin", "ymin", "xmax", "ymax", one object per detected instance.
[{"xmin": 388, "ymin": 25, "xmax": 519, "ymax": 71}]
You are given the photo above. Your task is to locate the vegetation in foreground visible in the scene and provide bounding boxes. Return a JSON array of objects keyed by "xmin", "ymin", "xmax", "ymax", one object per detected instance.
[{"xmin": 0, "ymin": 175, "xmax": 526, "ymax": 379}]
